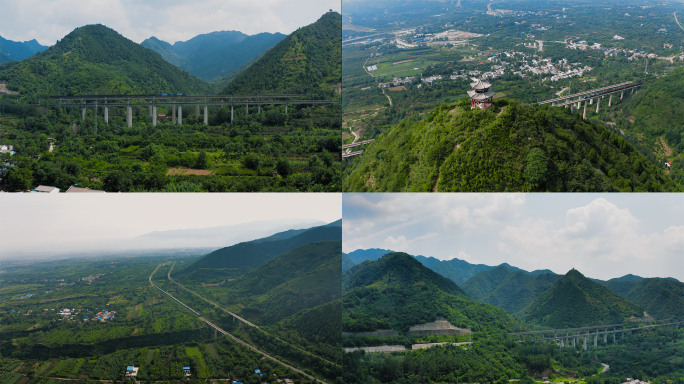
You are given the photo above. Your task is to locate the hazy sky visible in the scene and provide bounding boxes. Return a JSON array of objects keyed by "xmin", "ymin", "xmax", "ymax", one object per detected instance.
[
  {"xmin": 343, "ymin": 194, "xmax": 684, "ymax": 281},
  {"xmin": 0, "ymin": 193, "xmax": 341, "ymax": 259},
  {"xmin": 0, "ymin": 0, "xmax": 341, "ymax": 46}
]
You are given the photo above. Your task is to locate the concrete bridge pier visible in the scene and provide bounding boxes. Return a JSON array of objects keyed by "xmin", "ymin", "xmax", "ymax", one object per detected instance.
[
  {"xmin": 285, "ymin": 104, "xmax": 288, "ymax": 114},
  {"xmin": 246, "ymin": 103, "xmax": 249, "ymax": 115},
  {"xmin": 596, "ymin": 97, "xmax": 601, "ymax": 113},
  {"xmin": 231, "ymin": 105, "xmax": 234, "ymax": 123},
  {"xmin": 583, "ymin": 336, "xmax": 587, "ymax": 351},
  {"xmin": 594, "ymin": 334, "xmax": 598, "ymax": 347},
  {"xmin": 573, "ymin": 337, "xmax": 576, "ymax": 348},
  {"xmin": 560, "ymin": 338, "xmax": 564, "ymax": 347},
  {"xmin": 258, "ymin": 104, "xmax": 261, "ymax": 115},
  {"xmin": 204, "ymin": 105, "xmax": 208, "ymax": 125},
  {"xmin": 620, "ymin": 91, "xmax": 624, "ymax": 100},
  {"xmin": 590, "ymin": 98, "xmax": 594, "ymax": 105},
  {"xmin": 613, "ymin": 333, "xmax": 616, "ymax": 343},
  {"xmin": 608, "ymin": 94, "xmax": 613, "ymax": 107},
  {"xmin": 178, "ymin": 106, "xmax": 183, "ymax": 125},
  {"xmin": 104, "ymin": 106, "xmax": 109, "ymax": 124},
  {"xmin": 196, "ymin": 105, "xmax": 200, "ymax": 117},
  {"xmin": 82, "ymin": 107, "xmax": 86, "ymax": 121},
  {"xmin": 172, "ymin": 105, "xmax": 177, "ymax": 124},
  {"xmin": 126, "ymin": 106, "xmax": 132, "ymax": 128},
  {"xmin": 604, "ymin": 331, "xmax": 608, "ymax": 344},
  {"xmin": 149, "ymin": 106, "xmax": 153, "ymax": 118},
  {"xmin": 152, "ymin": 106, "xmax": 157, "ymax": 127},
  {"xmin": 583, "ymin": 101, "xmax": 588, "ymax": 119}
]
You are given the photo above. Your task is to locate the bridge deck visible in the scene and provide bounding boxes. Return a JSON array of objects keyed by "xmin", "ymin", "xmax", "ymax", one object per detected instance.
[
  {"xmin": 538, "ymin": 81, "xmax": 647, "ymax": 107},
  {"xmin": 342, "ymin": 139, "xmax": 374, "ymax": 150}
]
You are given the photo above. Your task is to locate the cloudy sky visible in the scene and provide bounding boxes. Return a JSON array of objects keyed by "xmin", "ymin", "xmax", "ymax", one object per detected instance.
[
  {"xmin": 0, "ymin": 0, "xmax": 341, "ymax": 46},
  {"xmin": 343, "ymin": 194, "xmax": 684, "ymax": 281},
  {"xmin": 0, "ymin": 193, "xmax": 340, "ymax": 259}
]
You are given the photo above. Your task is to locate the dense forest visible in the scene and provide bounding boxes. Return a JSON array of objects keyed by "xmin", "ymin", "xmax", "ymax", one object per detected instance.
[
  {"xmin": 223, "ymin": 11, "xmax": 342, "ymax": 97},
  {"xmin": 343, "ymin": 98, "xmax": 682, "ymax": 192}
]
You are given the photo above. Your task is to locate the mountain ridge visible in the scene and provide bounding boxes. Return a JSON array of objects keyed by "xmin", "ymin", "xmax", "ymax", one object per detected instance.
[{"xmin": 0, "ymin": 24, "xmax": 209, "ymax": 95}]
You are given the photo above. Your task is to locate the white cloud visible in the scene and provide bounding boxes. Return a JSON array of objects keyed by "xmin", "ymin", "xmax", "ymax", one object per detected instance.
[
  {"xmin": 384, "ymin": 235, "xmax": 409, "ymax": 251},
  {"xmin": 0, "ymin": 0, "xmax": 340, "ymax": 45}
]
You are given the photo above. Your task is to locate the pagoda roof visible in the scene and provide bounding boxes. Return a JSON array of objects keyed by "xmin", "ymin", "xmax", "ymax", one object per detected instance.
[
  {"xmin": 467, "ymin": 89, "xmax": 495, "ymax": 100},
  {"xmin": 470, "ymin": 79, "xmax": 492, "ymax": 90}
]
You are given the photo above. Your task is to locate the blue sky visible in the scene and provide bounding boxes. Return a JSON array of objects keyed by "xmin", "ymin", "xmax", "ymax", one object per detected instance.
[
  {"xmin": 343, "ymin": 194, "xmax": 684, "ymax": 280},
  {"xmin": 0, "ymin": 0, "xmax": 341, "ymax": 46}
]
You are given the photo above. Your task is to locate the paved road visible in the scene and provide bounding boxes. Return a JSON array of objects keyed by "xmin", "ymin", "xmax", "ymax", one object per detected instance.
[
  {"xmin": 149, "ymin": 263, "xmax": 328, "ymax": 384},
  {"xmin": 166, "ymin": 262, "xmax": 338, "ymax": 367}
]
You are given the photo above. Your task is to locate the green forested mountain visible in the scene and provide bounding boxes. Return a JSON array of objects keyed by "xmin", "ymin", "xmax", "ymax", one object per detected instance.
[
  {"xmin": 222, "ymin": 11, "xmax": 341, "ymax": 96},
  {"xmin": 216, "ymin": 240, "xmax": 341, "ymax": 325},
  {"xmin": 178, "ymin": 221, "xmax": 341, "ymax": 282},
  {"xmin": 0, "ymin": 24, "xmax": 209, "ymax": 95},
  {"xmin": 621, "ymin": 278, "xmax": 683, "ymax": 320},
  {"xmin": 343, "ymin": 98, "xmax": 682, "ymax": 192},
  {"xmin": 611, "ymin": 68, "xmax": 684, "ymax": 184},
  {"xmin": 521, "ymin": 269, "xmax": 642, "ymax": 328},
  {"xmin": 599, "ymin": 274, "xmax": 646, "ymax": 297},
  {"xmin": 463, "ymin": 265, "xmax": 560, "ymax": 315},
  {"xmin": 142, "ymin": 31, "xmax": 286, "ymax": 81},
  {"xmin": 342, "ymin": 254, "xmax": 356, "ymax": 271},
  {"xmin": 415, "ymin": 255, "xmax": 497, "ymax": 286},
  {"xmin": 343, "ymin": 252, "xmax": 517, "ymax": 334}
]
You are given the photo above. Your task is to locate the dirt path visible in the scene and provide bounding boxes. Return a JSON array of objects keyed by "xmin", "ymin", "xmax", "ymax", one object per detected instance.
[
  {"xmin": 363, "ymin": 50, "xmax": 393, "ymax": 107},
  {"xmin": 0, "ymin": 83, "xmax": 19, "ymax": 95},
  {"xmin": 659, "ymin": 136, "xmax": 673, "ymax": 156}
]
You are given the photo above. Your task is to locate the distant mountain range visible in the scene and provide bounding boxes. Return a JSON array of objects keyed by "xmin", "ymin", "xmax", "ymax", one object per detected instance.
[
  {"xmin": 0, "ymin": 24, "xmax": 209, "ymax": 95},
  {"xmin": 141, "ymin": 31, "xmax": 286, "ymax": 81},
  {"xmin": 177, "ymin": 220, "xmax": 341, "ymax": 283},
  {"xmin": 222, "ymin": 11, "xmax": 342, "ymax": 96},
  {"xmin": 345, "ymin": 247, "xmax": 682, "ymax": 327},
  {"xmin": 0, "ymin": 35, "xmax": 48, "ymax": 64},
  {"xmin": 343, "ymin": 252, "xmax": 518, "ymax": 334}
]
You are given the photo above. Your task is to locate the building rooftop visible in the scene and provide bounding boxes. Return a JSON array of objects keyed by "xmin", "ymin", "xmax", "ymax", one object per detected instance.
[
  {"xmin": 34, "ymin": 185, "xmax": 60, "ymax": 193},
  {"xmin": 467, "ymin": 90, "xmax": 496, "ymax": 100},
  {"xmin": 470, "ymin": 79, "xmax": 492, "ymax": 90},
  {"xmin": 66, "ymin": 186, "xmax": 105, "ymax": 193}
]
